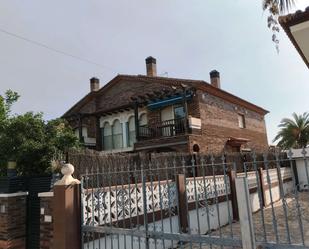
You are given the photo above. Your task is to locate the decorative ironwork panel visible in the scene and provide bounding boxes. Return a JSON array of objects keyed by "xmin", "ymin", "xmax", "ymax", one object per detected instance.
[
  {"xmin": 82, "ymin": 180, "xmax": 176, "ymax": 226},
  {"xmin": 186, "ymin": 175, "xmax": 230, "ymax": 202}
]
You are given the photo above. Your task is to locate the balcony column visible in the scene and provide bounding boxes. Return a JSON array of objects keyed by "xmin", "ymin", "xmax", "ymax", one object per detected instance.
[
  {"xmin": 122, "ymin": 121, "xmax": 128, "ymax": 148},
  {"xmin": 96, "ymin": 116, "xmax": 102, "ymax": 151},
  {"xmin": 134, "ymin": 102, "xmax": 140, "ymax": 141},
  {"xmin": 78, "ymin": 114, "xmax": 84, "ymax": 143},
  {"xmin": 182, "ymin": 89, "xmax": 189, "ymax": 133}
]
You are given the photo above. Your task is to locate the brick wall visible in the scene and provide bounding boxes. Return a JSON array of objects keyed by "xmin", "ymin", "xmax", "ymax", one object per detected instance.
[
  {"xmin": 67, "ymin": 78, "xmax": 268, "ymax": 154},
  {"xmin": 97, "ymin": 79, "xmax": 170, "ymax": 112},
  {"xmin": 187, "ymin": 96, "xmax": 200, "ymax": 118},
  {"xmin": 39, "ymin": 193, "xmax": 54, "ymax": 249},
  {"xmin": 190, "ymin": 91, "xmax": 268, "ymax": 154},
  {"xmin": 68, "ymin": 78, "xmax": 175, "ymax": 141},
  {"xmin": 136, "ymin": 89, "xmax": 268, "ymax": 154},
  {"xmin": 135, "ymin": 135, "xmax": 189, "ymax": 152},
  {"xmin": 0, "ymin": 193, "xmax": 27, "ymax": 249}
]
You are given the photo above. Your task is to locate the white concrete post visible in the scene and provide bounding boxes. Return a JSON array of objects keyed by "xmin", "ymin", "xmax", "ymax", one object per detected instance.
[
  {"xmin": 122, "ymin": 122, "xmax": 128, "ymax": 148},
  {"xmin": 235, "ymin": 176, "xmax": 256, "ymax": 249}
]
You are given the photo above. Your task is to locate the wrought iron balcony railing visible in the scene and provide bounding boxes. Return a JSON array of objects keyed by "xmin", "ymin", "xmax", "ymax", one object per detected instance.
[{"xmin": 138, "ymin": 118, "xmax": 189, "ymax": 140}]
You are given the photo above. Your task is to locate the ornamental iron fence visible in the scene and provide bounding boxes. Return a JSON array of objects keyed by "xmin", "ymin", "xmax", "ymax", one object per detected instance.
[{"xmin": 79, "ymin": 151, "xmax": 309, "ymax": 249}]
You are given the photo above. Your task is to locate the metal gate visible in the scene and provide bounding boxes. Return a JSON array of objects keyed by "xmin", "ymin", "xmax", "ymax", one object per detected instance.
[
  {"xmin": 79, "ymin": 151, "xmax": 309, "ymax": 249},
  {"xmin": 241, "ymin": 151, "xmax": 309, "ymax": 249},
  {"xmin": 26, "ymin": 175, "xmax": 53, "ymax": 249}
]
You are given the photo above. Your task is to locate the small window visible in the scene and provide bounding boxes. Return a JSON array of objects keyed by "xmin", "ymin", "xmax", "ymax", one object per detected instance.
[
  {"xmin": 238, "ymin": 114, "xmax": 246, "ymax": 128},
  {"xmin": 174, "ymin": 105, "xmax": 185, "ymax": 120}
]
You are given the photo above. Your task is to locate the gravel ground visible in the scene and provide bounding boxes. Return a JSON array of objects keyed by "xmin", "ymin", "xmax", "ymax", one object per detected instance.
[{"xmin": 181, "ymin": 192, "xmax": 309, "ymax": 249}]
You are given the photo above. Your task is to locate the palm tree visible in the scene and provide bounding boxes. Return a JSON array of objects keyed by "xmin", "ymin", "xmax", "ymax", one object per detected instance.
[
  {"xmin": 263, "ymin": 0, "xmax": 296, "ymax": 51},
  {"xmin": 273, "ymin": 112, "xmax": 309, "ymax": 149},
  {"xmin": 263, "ymin": 0, "xmax": 295, "ymax": 14}
]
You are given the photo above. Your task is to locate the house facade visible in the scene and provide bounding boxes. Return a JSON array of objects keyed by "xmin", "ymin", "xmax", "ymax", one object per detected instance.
[{"xmin": 63, "ymin": 57, "xmax": 269, "ymax": 154}]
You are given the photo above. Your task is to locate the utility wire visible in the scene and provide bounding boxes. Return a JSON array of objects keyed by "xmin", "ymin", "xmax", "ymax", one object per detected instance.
[{"xmin": 0, "ymin": 27, "xmax": 118, "ymax": 73}]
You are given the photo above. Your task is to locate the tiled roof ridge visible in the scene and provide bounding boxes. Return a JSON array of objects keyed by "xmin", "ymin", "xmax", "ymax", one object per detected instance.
[
  {"xmin": 118, "ymin": 74, "xmax": 269, "ymax": 115},
  {"xmin": 63, "ymin": 73, "xmax": 269, "ymax": 117},
  {"xmin": 279, "ymin": 6, "xmax": 309, "ymax": 24},
  {"xmin": 118, "ymin": 74, "xmax": 208, "ymax": 84},
  {"xmin": 279, "ymin": 6, "xmax": 309, "ymax": 69}
]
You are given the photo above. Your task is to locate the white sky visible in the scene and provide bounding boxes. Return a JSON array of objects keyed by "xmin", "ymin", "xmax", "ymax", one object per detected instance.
[{"xmin": 0, "ymin": 0, "xmax": 309, "ymax": 144}]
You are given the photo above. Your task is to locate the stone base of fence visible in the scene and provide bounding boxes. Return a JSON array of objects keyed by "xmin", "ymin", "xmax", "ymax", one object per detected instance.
[
  {"xmin": 0, "ymin": 239, "xmax": 26, "ymax": 249},
  {"xmin": 0, "ymin": 192, "xmax": 28, "ymax": 249}
]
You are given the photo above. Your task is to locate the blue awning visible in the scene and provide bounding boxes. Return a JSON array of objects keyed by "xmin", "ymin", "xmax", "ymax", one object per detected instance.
[{"xmin": 147, "ymin": 94, "xmax": 192, "ymax": 110}]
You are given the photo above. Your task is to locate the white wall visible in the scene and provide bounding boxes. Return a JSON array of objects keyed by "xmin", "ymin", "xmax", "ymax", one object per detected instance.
[
  {"xmin": 250, "ymin": 192, "xmax": 261, "ymax": 213},
  {"xmin": 85, "ymin": 201, "xmax": 233, "ymax": 249},
  {"xmin": 188, "ymin": 201, "xmax": 232, "ymax": 235},
  {"xmin": 291, "ymin": 148, "xmax": 309, "ymax": 190},
  {"xmin": 295, "ymin": 160, "xmax": 309, "ymax": 190},
  {"xmin": 84, "ymin": 216, "xmax": 179, "ymax": 249}
]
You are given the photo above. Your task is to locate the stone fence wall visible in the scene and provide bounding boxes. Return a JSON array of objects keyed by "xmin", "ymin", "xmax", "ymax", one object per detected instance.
[{"xmin": 0, "ymin": 192, "xmax": 28, "ymax": 249}]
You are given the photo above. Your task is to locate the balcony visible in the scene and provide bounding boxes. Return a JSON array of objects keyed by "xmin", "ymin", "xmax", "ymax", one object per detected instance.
[{"xmin": 138, "ymin": 118, "xmax": 189, "ymax": 140}]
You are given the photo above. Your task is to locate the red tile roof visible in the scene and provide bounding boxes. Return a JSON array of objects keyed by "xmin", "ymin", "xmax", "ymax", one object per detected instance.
[{"xmin": 63, "ymin": 74, "xmax": 269, "ymax": 118}]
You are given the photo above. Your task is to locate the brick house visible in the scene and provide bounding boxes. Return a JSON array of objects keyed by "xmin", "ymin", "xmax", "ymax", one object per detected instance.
[{"xmin": 63, "ymin": 57, "xmax": 269, "ymax": 154}]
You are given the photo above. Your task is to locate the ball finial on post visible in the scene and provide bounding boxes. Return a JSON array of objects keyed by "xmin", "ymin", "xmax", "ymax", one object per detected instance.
[{"xmin": 54, "ymin": 163, "xmax": 80, "ymax": 186}]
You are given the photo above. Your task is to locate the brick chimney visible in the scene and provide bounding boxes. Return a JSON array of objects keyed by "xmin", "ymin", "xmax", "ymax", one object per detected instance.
[
  {"xmin": 90, "ymin": 77, "xmax": 100, "ymax": 92},
  {"xmin": 210, "ymin": 70, "xmax": 220, "ymax": 88},
  {"xmin": 145, "ymin": 56, "xmax": 157, "ymax": 77}
]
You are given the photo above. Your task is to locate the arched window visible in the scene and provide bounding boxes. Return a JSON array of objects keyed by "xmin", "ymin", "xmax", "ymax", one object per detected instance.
[
  {"xmin": 103, "ymin": 122, "xmax": 112, "ymax": 150},
  {"xmin": 139, "ymin": 113, "xmax": 147, "ymax": 126},
  {"xmin": 128, "ymin": 116, "xmax": 136, "ymax": 147},
  {"xmin": 112, "ymin": 119, "xmax": 123, "ymax": 149}
]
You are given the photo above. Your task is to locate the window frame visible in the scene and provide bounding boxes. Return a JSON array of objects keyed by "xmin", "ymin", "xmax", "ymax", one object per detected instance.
[
  {"xmin": 238, "ymin": 113, "xmax": 246, "ymax": 129},
  {"xmin": 173, "ymin": 105, "xmax": 185, "ymax": 120}
]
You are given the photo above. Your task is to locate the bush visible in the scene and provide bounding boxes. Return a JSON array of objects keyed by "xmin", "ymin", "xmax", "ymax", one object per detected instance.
[{"xmin": 0, "ymin": 90, "xmax": 80, "ymax": 176}]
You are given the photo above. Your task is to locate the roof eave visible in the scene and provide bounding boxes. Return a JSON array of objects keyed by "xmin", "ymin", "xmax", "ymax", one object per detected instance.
[{"xmin": 279, "ymin": 7, "xmax": 309, "ymax": 69}]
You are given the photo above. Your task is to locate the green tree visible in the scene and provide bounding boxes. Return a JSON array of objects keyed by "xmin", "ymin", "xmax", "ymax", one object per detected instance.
[
  {"xmin": 273, "ymin": 112, "xmax": 309, "ymax": 149},
  {"xmin": 0, "ymin": 90, "xmax": 19, "ymax": 130},
  {"xmin": 46, "ymin": 118, "xmax": 80, "ymax": 153},
  {"xmin": 0, "ymin": 90, "xmax": 79, "ymax": 176}
]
